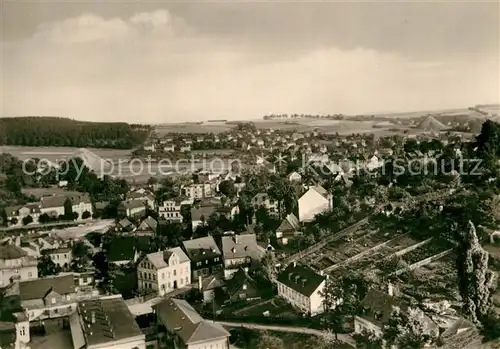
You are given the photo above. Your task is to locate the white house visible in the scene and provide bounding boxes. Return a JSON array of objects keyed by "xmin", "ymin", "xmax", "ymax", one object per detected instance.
[
  {"xmin": 251, "ymin": 193, "xmax": 278, "ymax": 216},
  {"xmin": 183, "ymin": 183, "xmax": 213, "ymax": 199},
  {"xmin": 158, "ymin": 199, "xmax": 183, "ymax": 223},
  {"xmin": 3, "ymin": 203, "xmax": 41, "ymax": 226},
  {"xmin": 0, "ymin": 245, "xmax": 38, "ymax": 287},
  {"xmin": 137, "ymin": 247, "xmax": 191, "ymax": 296},
  {"xmin": 288, "ymin": 171, "xmax": 302, "ymax": 182},
  {"xmin": 221, "ymin": 233, "xmax": 266, "ymax": 279},
  {"xmin": 297, "ymin": 186, "xmax": 331, "ymax": 222},
  {"xmin": 42, "ymin": 247, "xmax": 72, "ymax": 268},
  {"xmin": 276, "ymin": 263, "xmax": 326, "ymax": 316}
]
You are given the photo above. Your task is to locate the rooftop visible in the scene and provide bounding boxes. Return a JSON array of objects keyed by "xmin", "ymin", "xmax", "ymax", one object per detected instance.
[
  {"xmin": 182, "ymin": 236, "xmax": 221, "ymax": 262},
  {"xmin": 75, "ymin": 295, "xmax": 144, "ymax": 347},
  {"xmin": 19, "ymin": 274, "xmax": 75, "ymax": 301},
  {"xmin": 277, "ymin": 264, "xmax": 326, "ymax": 297},
  {"xmin": 155, "ymin": 298, "xmax": 229, "ymax": 345}
]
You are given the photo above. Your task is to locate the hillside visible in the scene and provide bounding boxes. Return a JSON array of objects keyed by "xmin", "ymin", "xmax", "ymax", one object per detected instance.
[{"xmin": 0, "ymin": 117, "xmax": 151, "ymax": 149}]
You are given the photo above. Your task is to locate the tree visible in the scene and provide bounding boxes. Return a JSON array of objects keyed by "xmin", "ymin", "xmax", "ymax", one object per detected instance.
[
  {"xmin": 38, "ymin": 255, "xmax": 61, "ymax": 277},
  {"xmin": 38, "ymin": 213, "xmax": 51, "ymax": 224},
  {"xmin": 256, "ymin": 331, "xmax": 284, "ymax": 349},
  {"xmin": 218, "ymin": 180, "xmax": 236, "ymax": 198},
  {"xmin": 353, "ymin": 330, "xmax": 383, "ymax": 349},
  {"xmin": 82, "ymin": 210, "xmax": 91, "ymax": 219},
  {"xmin": 22, "ymin": 215, "xmax": 33, "ymax": 225},
  {"xmin": 457, "ymin": 221, "xmax": 497, "ymax": 323},
  {"xmin": 382, "ymin": 307, "xmax": 433, "ymax": 349},
  {"xmin": 10, "ymin": 217, "xmax": 18, "ymax": 225}
]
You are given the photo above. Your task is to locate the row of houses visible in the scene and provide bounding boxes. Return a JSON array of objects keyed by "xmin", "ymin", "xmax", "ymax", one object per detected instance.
[{"xmin": 3, "ymin": 193, "xmax": 93, "ymax": 227}]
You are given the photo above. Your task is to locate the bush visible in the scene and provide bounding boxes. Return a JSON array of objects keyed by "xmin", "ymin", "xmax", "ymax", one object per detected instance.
[
  {"xmin": 22, "ymin": 215, "xmax": 33, "ymax": 225},
  {"xmin": 82, "ymin": 211, "xmax": 91, "ymax": 219}
]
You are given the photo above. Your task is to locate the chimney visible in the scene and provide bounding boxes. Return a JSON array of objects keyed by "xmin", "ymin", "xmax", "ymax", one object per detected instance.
[
  {"xmin": 198, "ymin": 275, "xmax": 203, "ymax": 290},
  {"xmin": 388, "ymin": 282, "xmax": 394, "ymax": 297},
  {"xmin": 91, "ymin": 311, "xmax": 96, "ymax": 324}
]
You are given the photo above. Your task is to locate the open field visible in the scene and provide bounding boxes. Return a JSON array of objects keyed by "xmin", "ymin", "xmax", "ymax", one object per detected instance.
[
  {"xmin": 0, "ymin": 146, "xmax": 132, "ymax": 163},
  {"xmin": 155, "ymin": 123, "xmax": 235, "ymax": 135}
]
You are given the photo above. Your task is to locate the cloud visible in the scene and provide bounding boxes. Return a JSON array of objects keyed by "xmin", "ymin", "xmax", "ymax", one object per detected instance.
[{"xmin": 2, "ymin": 9, "xmax": 499, "ymax": 123}]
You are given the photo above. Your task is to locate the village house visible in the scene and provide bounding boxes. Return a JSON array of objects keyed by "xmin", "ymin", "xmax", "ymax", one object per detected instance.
[
  {"xmin": 143, "ymin": 143, "xmax": 156, "ymax": 152},
  {"xmin": 0, "ymin": 245, "xmax": 38, "ymax": 287},
  {"xmin": 297, "ymin": 186, "xmax": 331, "ymax": 222},
  {"xmin": 3, "ymin": 203, "xmax": 41, "ymax": 226},
  {"xmin": 117, "ymin": 218, "xmax": 136, "ymax": 232},
  {"xmin": 251, "ymin": 193, "xmax": 278, "ymax": 216},
  {"xmin": 19, "ymin": 274, "xmax": 80, "ymax": 322},
  {"xmin": 69, "ymin": 295, "xmax": 146, "ymax": 349},
  {"xmin": 224, "ymin": 267, "xmax": 261, "ymax": 303},
  {"xmin": 117, "ymin": 200, "xmax": 146, "ymax": 218},
  {"xmin": 128, "ymin": 190, "xmax": 156, "ymax": 210},
  {"xmin": 276, "ymin": 263, "xmax": 327, "ymax": 316},
  {"xmin": 199, "ymin": 275, "xmax": 225, "ymax": 304},
  {"xmin": 288, "ymin": 171, "xmax": 302, "ymax": 182},
  {"xmin": 107, "ymin": 237, "xmax": 138, "ymax": 265},
  {"xmin": 182, "ymin": 236, "xmax": 223, "ymax": 279},
  {"xmin": 220, "ymin": 233, "xmax": 266, "ymax": 279},
  {"xmin": 41, "ymin": 247, "xmax": 72, "ymax": 268},
  {"xmin": 67, "ymin": 193, "xmax": 94, "ymax": 220},
  {"xmin": 190, "ymin": 205, "xmax": 217, "ymax": 231},
  {"xmin": 163, "ymin": 144, "xmax": 175, "ymax": 152},
  {"xmin": 137, "ymin": 247, "xmax": 191, "ymax": 297},
  {"xmin": 40, "ymin": 195, "xmax": 66, "ymax": 218},
  {"xmin": 183, "ymin": 183, "xmax": 213, "ymax": 200},
  {"xmin": 155, "ymin": 298, "xmax": 230, "ymax": 349},
  {"xmin": 136, "ymin": 216, "xmax": 158, "ymax": 235},
  {"xmin": 158, "ymin": 198, "xmax": 184, "ymax": 223},
  {"xmin": 180, "ymin": 144, "xmax": 191, "ymax": 152},
  {"xmin": 0, "ymin": 312, "xmax": 30, "ymax": 349},
  {"xmin": 354, "ymin": 286, "xmax": 439, "ymax": 339},
  {"xmin": 275, "ymin": 213, "xmax": 301, "ymax": 245}
]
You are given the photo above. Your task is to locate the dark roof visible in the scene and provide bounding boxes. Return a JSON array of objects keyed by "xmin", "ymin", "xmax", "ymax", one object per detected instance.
[
  {"xmin": 359, "ymin": 289, "xmax": 409, "ymax": 327},
  {"xmin": 19, "ymin": 275, "xmax": 75, "ymax": 301},
  {"xmin": 41, "ymin": 247, "xmax": 71, "ymax": 255},
  {"xmin": 107, "ymin": 237, "xmax": 136, "ymax": 262},
  {"xmin": 226, "ymin": 268, "xmax": 258, "ymax": 297},
  {"xmin": 276, "ymin": 213, "xmax": 300, "ymax": 233},
  {"xmin": 155, "ymin": 298, "xmax": 229, "ymax": 345},
  {"xmin": 79, "ymin": 296, "xmax": 144, "ymax": 347},
  {"xmin": 191, "ymin": 206, "xmax": 217, "ymax": 221},
  {"xmin": 182, "ymin": 236, "xmax": 221, "ymax": 262},
  {"xmin": 0, "ymin": 322, "xmax": 15, "ymax": 346},
  {"xmin": 277, "ymin": 264, "xmax": 326, "ymax": 297},
  {"xmin": 0, "ymin": 245, "xmax": 27, "ymax": 260},
  {"xmin": 138, "ymin": 217, "xmax": 158, "ymax": 232}
]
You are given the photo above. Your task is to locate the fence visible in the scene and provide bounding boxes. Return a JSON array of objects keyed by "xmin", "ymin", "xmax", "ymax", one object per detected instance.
[{"xmin": 393, "ymin": 249, "xmax": 453, "ymax": 276}]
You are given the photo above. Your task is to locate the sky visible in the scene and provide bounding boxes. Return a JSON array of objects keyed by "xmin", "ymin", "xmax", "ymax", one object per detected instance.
[{"xmin": 1, "ymin": 0, "xmax": 499, "ymax": 123}]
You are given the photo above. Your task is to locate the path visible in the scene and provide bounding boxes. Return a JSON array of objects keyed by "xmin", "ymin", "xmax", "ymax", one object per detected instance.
[{"xmin": 215, "ymin": 321, "xmax": 356, "ymax": 346}]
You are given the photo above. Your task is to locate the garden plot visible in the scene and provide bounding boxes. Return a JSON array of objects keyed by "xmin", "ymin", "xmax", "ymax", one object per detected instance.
[
  {"xmin": 400, "ymin": 240, "xmax": 453, "ymax": 265},
  {"xmin": 396, "ymin": 254, "xmax": 459, "ymax": 302}
]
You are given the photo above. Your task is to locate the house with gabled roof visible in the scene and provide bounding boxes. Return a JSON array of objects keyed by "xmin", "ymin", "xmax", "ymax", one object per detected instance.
[
  {"xmin": 275, "ymin": 213, "xmax": 301, "ymax": 245},
  {"xmin": 220, "ymin": 233, "xmax": 266, "ymax": 279},
  {"xmin": 224, "ymin": 267, "xmax": 261, "ymax": 303},
  {"xmin": 107, "ymin": 236, "xmax": 138, "ymax": 266},
  {"xmin": 19, "ymin": 274, "xmax": 80, "ymax": 321},
  {"xmin": 182, "ymin": 236, "xmax": 222, "ymax": 280},
  {"xmin": 137, "ymin": 247, "xmax": 191, "ymax": 297},
  {"xmin": 155, "ymin": 298, "xmax": 230, "ymax": 349},
  {"xmin": 297, "ymin": 186, "xmax": 331, "ymax": 222},
  {"xmin": 137, "ymin": 216, "xmax": 158, "ymax": 234},
  {"xmin": 117, "ymin": 200, "xmax": 146, "ymax": 219},
  {"xmin": 276, "ymin": 263, "xmax": 327, "ymax": 316}
]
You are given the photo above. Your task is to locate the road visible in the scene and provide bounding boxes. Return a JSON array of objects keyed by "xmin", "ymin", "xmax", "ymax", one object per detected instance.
[{"xmin": 216, "ymin": 321, "xmax": 356, "ymax": 346}]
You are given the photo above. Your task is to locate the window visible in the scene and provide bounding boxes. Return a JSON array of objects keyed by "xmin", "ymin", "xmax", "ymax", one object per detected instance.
[
  {"xmin": 161, "ymin": 273, "xmax": 165, "ymax": 280},
  {"xmin": 64, "ymin": 254, "xmax": 67, "ymax": 258},
  {"xmin": 173, "ymin": 270, "xmax": 176, "ymax": 276},
  {"xmin": 185, "ymin": 277, "xmax": 188, "ymax": 284},
  {"xmin": 28, "ymin": 272, "xmax": 32, "ymax": 277},
  {"xmin": 51, "ymin": 298, "xmax": 56, "ymax": 304},
  {"xmin": 243, "ymin": 284, "xmax": 247, "ymax": 290},
  {"xmin": 66, "ymin": 295, "xmax": 71, "ymax": 301},
  {"xmin": 20, "ymin": 327, "xmax": 25, "ymax": 336},
  {"xmin": 196, "ymin": 262, "xmax": 202, "ymax": 267},
  {"xmin": 205, "ymin": 260, "xmax": 209, "ymax": 264},
  {"xmin": 180, "ymin": 279, "xmax": 183, "ymax": 285}
]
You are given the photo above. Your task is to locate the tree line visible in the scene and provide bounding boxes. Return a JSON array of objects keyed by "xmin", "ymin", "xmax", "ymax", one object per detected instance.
[{"xmin": 0, "ymin": 117, "xmax": 151, "ymax": 149}]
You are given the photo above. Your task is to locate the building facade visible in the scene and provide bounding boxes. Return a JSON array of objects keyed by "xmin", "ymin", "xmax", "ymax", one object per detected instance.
[{"xmin": 137, "ymin": 247, "xmax": 191, "ymax": 296}]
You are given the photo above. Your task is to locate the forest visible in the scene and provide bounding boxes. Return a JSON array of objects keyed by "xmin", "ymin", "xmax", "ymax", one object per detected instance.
[{"xmin": 0, "ymin": 117, "xmax": 151, "ymax": 149}]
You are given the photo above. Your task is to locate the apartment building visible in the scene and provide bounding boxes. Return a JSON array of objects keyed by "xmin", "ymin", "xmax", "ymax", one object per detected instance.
[
  {"xmin": 276, "ymin": 263, "xmax": 327, "ymax": 316},
  {"xmin": 220, "ymin": 233, "xmax": 266, "ymax": 279},
  {"xmin": 182, "ymin": 236, "xmax": 223, "ymax": 279},
  {"xmin": 158, "ymin": 199, "xmax": 184, "ymax": 223},
  {"xmin": 182, "ymin": 183, "xmax": 213, "ymax": 200},
  {"xmin": 137, "ymin": 247, "xmax": 191, "ymax": 296},
  {"xmin": 0, "ymin": 245, "xmax": 38, "ymax": 287}
]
